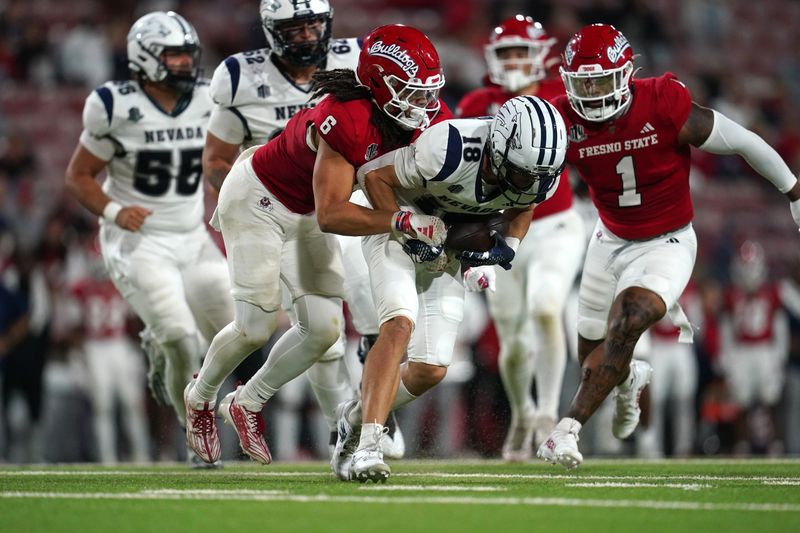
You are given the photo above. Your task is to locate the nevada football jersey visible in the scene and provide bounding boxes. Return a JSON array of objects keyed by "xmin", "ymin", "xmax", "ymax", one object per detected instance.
[
  {"xmin": 553, "ymin": 73, "xmax": 693, "ymax": 240},
  {"xmin": 357, "ymin": 118, "xmax": 559, "ymax": 216},
  {"xmin": 456, "ymin": 78, "xmax": 573, "ymax": 220},
  {"xmin": 207, "ymin": 38, "xmax": 361, "ymax": 147},
  {"xmin": 79, "ymin": 79, "xmax": 212, "ymax": 233}
]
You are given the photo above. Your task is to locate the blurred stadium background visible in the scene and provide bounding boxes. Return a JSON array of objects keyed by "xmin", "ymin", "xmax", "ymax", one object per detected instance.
[{"xmin": 1, "ymin": 0, "xmax": 799, "ymax": 465}]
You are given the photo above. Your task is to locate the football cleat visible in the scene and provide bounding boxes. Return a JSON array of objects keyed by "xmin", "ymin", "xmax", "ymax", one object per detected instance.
[
  {"xmin": 188, "ymin": 448, "xmax": 223, "ymax": 469},
  {"xmin": 219, "ymin": 386, "xmax": 272, "ymax": 465},
  {"xmin": 184, "ymin": 379, "xmax": 221, "ymax": 464},
  {"xmin": 612, "ymin": 359, "xmax": 653, "ymax": 440},
  {"xmin": 331, "ymin": 399, "xmax": 361, "ymax": 481},
  {"xmin": 351, "ymin": 425, "xmax": 390, "ymax": 483},
  {"xmin": 382, "ymin": 411, "xmax": 406, "ymax": 460},
  {"xmin": 536, "ymin": 418, "xmax": 583, "ymax": 469},
  {"xmin": 501, "ymin": 411, "xmax": 536, "ymax": 463}
]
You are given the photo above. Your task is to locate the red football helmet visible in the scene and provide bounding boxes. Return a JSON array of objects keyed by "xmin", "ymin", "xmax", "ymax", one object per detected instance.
[
  {"xmin": 485, "ymin": 15, "xmax": 556, "ymax": 92},
  {"xmin": 560, "ymin": 24, "xmax": 635, "ymax": 122},
  {"xmin": 356, "ymin": 24, "xmax": 445, "ymax": 130}
]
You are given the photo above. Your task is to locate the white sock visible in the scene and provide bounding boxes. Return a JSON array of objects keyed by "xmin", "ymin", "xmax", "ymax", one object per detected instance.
[
  {"xmin": 556, "ymin": 417, "xmax": 582, "ymax": 435},
  {"xmin": 358, "ymin": 422, "xmax": 384, "ymax": 450},
  {"xmin": 532, "ymin": 313, "xmax": 567, "ymax": 420},
  {"xmin": 306, "ymin": 356, "xmax": 354, "ymax": 431},
  {"xmin": 499, "ymin": 342, "xmax": 537, "ymax": 420},
  {"xmin": 390, "ymin": 378, "xmax": 417, "ymax": 411}
]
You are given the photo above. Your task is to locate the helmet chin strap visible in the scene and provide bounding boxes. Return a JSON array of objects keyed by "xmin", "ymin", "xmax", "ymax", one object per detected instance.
[{"xmin": 504, "ymin": 70, "xmax": 530, "ymax": 93}]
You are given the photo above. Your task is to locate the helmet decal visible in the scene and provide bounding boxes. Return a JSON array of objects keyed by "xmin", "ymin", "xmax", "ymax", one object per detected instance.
[
  {"xmin": 368, "ymin": 41, "xmax": 418, "ymax": 78},
  {"xmin": 606, "ymin": 33, "xmax": 631, "ymax": 64}
]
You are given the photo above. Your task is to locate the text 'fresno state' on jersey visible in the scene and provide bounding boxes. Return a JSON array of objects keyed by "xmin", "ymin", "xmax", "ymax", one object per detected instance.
[
  {"xmin": 553, "ymin": 73, "xmax": 693, "ymax": 240},
  {"xmin": 357, "ymin": 118, "xmax": 559, "ymax": 216},
  {"xmin": 79, "ymin": 79, "xmax": 212, "ymax": 233},
  {"xmin": 250, "ymin": 95, "xmax": 453, "ymax": 214},
  {"xmin": 208, "ymin": 38, "xmax": 360, "ymax": 147},
  {"xmin": 456, "ymin": 78, "xmax": 572, "ymax": 220}
]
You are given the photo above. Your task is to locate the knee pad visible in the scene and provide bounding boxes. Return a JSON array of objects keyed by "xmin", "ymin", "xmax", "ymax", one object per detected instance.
[
  {"xmin": 233, "ymin": 300, "xmax": 277, "ymax": 348},
  {"xmin": 294, "ymin": 295, "xmax": 343, "ymax": 351}
]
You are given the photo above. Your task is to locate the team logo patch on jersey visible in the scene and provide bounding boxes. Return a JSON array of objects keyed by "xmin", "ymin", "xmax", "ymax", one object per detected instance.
[
  {"xmin": 257, "ymin": 85, "xmax": 271, "ymax": 98},
  {"xmin": 128, "ymin": 107, "xmax": 143, "ymax": 122},
  {"xmin": 448, "ymin": 184, "xmax": 463, "ymax": 194},
  {"xmin": 368, "ymin": 41, "xmax": 418, "ymax": 77},
  {"xmin": 568, "ymin": 124, "xmax": 586, "ymax": 143},
  {"xmin": 257, "ymin": 196, "xmax": 273, "ymax": 211},
  {"xmin": 365, "ymin": 143, "xmax": 379, "ymax": 161}
]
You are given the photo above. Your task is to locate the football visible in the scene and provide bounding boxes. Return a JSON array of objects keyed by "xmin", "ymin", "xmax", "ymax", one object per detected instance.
[{"xmin": 444, "ymin": 214, "xmax": 509, "ymax": 252}]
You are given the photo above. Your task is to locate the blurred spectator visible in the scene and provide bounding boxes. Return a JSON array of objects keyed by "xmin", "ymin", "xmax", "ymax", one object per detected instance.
[{"xmin": 59, "ymin": 17, "xmax": 112, "ymax": 88}]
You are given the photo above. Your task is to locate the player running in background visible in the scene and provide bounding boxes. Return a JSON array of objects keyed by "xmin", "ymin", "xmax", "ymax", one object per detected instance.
[
  {"xmin": 537, "ymin": 23, "xmax": 800, "ymax": 469},
  {"xmin": 183, "ymin": 24, "xmax": 449, "ymax": 466},
  {"xmin": 324, "ymin": 95, "xmax": 568, "ymax": 482},
  {"xmin": 457, "ymin": 15, "xmax": 586, "ymax": 461},
  {"xmin": 65, "ymin": 11, "xmax": 233, "ymax": 466}
]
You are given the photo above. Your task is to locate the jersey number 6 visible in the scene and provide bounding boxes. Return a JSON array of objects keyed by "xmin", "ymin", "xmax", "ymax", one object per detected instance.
[{"xmin": 319, "ymin": 115, "xmax": 337, "ymax": 135}]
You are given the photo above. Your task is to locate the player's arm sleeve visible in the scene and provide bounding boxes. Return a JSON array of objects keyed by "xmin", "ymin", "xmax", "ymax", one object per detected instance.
[
  {"xmin": 699, "ymin": 108, "xmax": 797, "ymax": 193},
  {"xmin": 78, "ymin": 88, "xmax": 116, "ymax": 161}
]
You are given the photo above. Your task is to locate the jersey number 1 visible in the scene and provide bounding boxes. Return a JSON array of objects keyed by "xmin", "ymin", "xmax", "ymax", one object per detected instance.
[
  {"xmin": 133, "ymin": 149, "xmax": 202, "ymax": 196},
  {"xmin": 616, "ymin": 155, "xmax": 642, "ymax": 207}
]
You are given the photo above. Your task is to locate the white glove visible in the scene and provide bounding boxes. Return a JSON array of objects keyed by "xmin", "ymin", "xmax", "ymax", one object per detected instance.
[
  {"xmin": 463, "ymin": 265, "xmax": 496, "ymax": 292},
  {"xmin": 791, "ymin": 198, "xmax": 800, "ymax": 231},
  {"xmin": 391, "ymin": 211, "xmax": 447, "ymax": 246}
]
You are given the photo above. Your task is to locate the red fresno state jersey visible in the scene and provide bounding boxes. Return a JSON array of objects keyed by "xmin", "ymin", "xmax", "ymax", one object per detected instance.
[
  {"xmin": 724, "ymin": 284, "xmax": 783, "ymax": 344},
  {"xmin": 69, "ymin": 278, "xmax": 129, "ymax": 340},
  {"xmin": 553, "ymin": 73, "xmax": 693, "ymax": 239},
  {"xmin": 456, "ymin": 79, "xmax": 573, "ymax": 220},
  {"xmin": 251, "ymin": 96, "xmax": 452, "ymax": 214}
]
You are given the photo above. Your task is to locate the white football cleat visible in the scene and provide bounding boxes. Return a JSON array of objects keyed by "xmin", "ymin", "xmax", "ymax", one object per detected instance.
[
  {"xmin": 351, "ymin": 425, "xmax": 390, "ymax": 484},
  {"xmin": 612, "ymin": 359, "xmax": 653, "ymax": 440},
  {"xmin": 533, "ymin": 415, "xmax": 556, "ymax": 451},
  {"xmin": 501, "ymin": 411, "xmax": 536, "ymax": 463},
  {"xmin": 331, "ymin": 400, "xmax": 360, "ymax": 481},
  {"xmin": 184, "ymin": 379, "xmax": 221, "ymax": 464},
  {"xmin": 537, "ymin": 418, "xmax": 583, "ymax": 470},
  {"xmin": 382, "ymin": 411, "xmax": 405, "ymax": 460}
]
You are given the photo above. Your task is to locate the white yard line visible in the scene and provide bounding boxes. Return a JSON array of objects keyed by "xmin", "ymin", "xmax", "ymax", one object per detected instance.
[
  {"xmin": 1, "ymin": 491, "xmax": 799, "ymax": 512},
  {"xmin": 762, "ymin": 480, "xmax": 800, "ymax": 486},
  {"xmin": 2, "ymin": 470, "xmax": 799, "ymax": 483},
  {"xmin": 566, "ymin": 482, "xmax": 710, "ymax": 491},
  {"xmin": 358, "ymin": 485, "xmax": 504, "ymax": 492}
]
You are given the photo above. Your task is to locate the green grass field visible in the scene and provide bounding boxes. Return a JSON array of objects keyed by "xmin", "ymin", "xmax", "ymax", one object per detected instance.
[{"xmin": 1, "ymin": 459, "xmax": 799, "ymax": 533}]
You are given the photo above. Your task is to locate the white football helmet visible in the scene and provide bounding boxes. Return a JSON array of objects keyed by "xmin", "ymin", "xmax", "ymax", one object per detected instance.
[
  {"xmin": 127, "ymin": 11, "xmax": 201, "ymax": 93},
  {"xmin": 487, "ymin": 95, "xmax": 567, "ymax": 206},
  {"xmin": 731, "ymin": 241, "xmax": 767, "ymax": 293},
  {"xmin": 260, "ymin": 0, "xmax": 333, "ymax": 67}
]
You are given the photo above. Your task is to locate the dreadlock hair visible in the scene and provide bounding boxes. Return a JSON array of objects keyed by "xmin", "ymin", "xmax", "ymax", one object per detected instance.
[{"xmin": 311, "ymin": 69, "xmax": 413, "ymax": 152}]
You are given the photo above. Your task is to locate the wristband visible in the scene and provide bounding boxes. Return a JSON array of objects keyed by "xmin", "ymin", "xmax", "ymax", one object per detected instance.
[
  {"xmin": 505, "ymin": 237, "xmax": 521, "ymax": 253},
  {"xmin": 102, "ymin": 201, "xmax": 123, "ymax": 223}
]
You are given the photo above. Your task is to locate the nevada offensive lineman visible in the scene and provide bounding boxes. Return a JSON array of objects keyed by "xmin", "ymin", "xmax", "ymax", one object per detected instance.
[
  {"xmin": 457, "ymin": 15, "xmax": 586, "ymax": 461},
  {"xmin": 188, "ymin": 0, "xmax": 397, "ymax": 459},
  {"xmin": 537, "ymin": 24, "xmax": 800, "ymax": 469},
  {"xmin": 183, "ymin": 24, "xmax": 450, "ymax": 466},
  {"xmin": 324, "ymin": 96, "xmax": 568, "ymax": 482},
  {"xmin": 65, "ymin": 12, "xmax": 234, "ymax": 462}
]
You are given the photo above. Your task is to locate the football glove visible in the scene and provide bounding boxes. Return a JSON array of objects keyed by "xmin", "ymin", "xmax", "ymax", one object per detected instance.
[
  {"xmin": 458, "ymin": 232, "xmax": 515, "ymax": 270},
  {"xmin": 391, "ymin": 211, "xmax": 447, "ymax": 246},
  {"xmin": 463, "ymin": 265, "xmax": 496, "ymax": 292},
  {"xmin": 402, "ymin": 238, "xmax": 443, "ymax": 263},
  {"xmin": 139, "ymin": 328, "xmax": 171, "ymax": 406}
]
